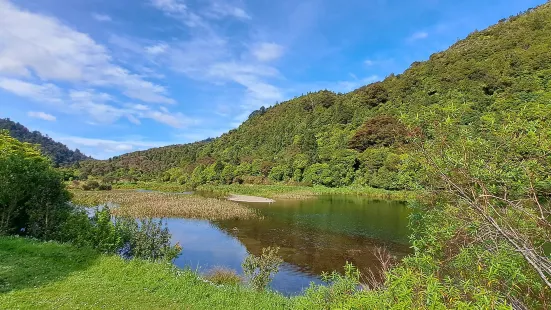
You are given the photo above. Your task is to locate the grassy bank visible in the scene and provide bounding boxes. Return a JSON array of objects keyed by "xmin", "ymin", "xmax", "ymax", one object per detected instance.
[
  {"xmin": 71, "ymin": 190, "xmax": 258, "ymax": 220},
  {"xmin": 197, "ymin": 184, "xmax": 421, "ymax": 201},
  {"xmin": 112, "ymin": 181, "xmax": 193, "ymax": 193},
  {"xmin": 0, "ymin": 237, "xmax": 290, "ymax": 309}
]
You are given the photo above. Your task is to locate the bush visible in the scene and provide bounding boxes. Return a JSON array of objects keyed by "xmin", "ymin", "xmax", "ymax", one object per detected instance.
[
  {"xmin": 61, "ymin": 206, "xmax": 181, "ymax": 261},
  {"xmin": 0, "ymin": 131, "xmax": 71, "ymax": 239},
  {"xmin": 98, "ymin": 183, "xmax": 112, "ymax": 191},
  {"xmin": 242, "ymin": 246, "xmax": 283, "ymax": 291},
  {"xmin": 204, "ymin": 267, "xmax": 242, "ymax": 286},
  {"xmin": 82, "ymin": 180, "xmax": 100, "ymax": 191}
]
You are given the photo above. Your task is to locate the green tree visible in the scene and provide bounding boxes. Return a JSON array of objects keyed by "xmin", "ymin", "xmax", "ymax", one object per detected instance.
[{"xmin": 0, "ymin": 131, "xmax": 71, "ymax": 239}]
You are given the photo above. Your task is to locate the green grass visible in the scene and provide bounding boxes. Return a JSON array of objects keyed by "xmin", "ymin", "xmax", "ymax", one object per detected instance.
[
  {"xmin": 112, "ymin": 181, "xmax": 193, "ymax": 192},
  {"xmin": 0, "ymin": 237, "xmax": 291, "ymax": 309},
  {"xmin": 197, "ymin": 184, "xmax": 422, "ymax": 201}
]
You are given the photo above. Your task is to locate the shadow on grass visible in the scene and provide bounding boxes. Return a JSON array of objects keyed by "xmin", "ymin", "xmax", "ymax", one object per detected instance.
[{"xmin": 0, "ymin": 237, "xmax": 99, "ymax": 293}]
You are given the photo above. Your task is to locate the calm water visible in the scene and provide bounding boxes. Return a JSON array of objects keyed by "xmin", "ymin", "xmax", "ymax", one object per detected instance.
[{"xmin": 167, "ymin": 195, "xmax": 412, "ymax": 296}]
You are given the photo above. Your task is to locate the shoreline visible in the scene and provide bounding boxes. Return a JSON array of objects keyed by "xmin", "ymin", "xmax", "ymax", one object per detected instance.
[{"xmin": 227, "ymin": 194, "xmax": 275, "ymax": 203}]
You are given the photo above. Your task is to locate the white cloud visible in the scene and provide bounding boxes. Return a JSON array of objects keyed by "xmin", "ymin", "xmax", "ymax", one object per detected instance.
[
  {"xmin": 0, "ymin": 0, "xmax": 174, "ymax": 104},
  {"xmin": 54, "ymin": 135, "xmax": 171, "ymax": 159},
  {"xmin": 148, "ymin": 0, "xmax": 284, "ymax": 121},
  {"xmin": 92, "ymin": 13, "xmax": 112, "ymax": 22},
  {"xmin": 150, "ymin": 0, "xmax": 205, "ymax": 27},
  {"xmin": 408, "ymin": 31, "xmax": 429, "ymax": 42},
  {"xmin": 251, "ymin": 43, "xmax": 284, "ymax": 62},
  {"xmin": 0, "ymin": 78, "xmax": 63, "ymax": 103},
  {"xmin": 364, "ymin": 59, "xmax": 374, "ymax": 66},
  {"xmin": 205, "ymin": 2, "xmax": 251, "ymax": 20},
  {"xmin": 28, "ymin": 111, "xmax": 56, "ymax": 121},
  {"xmin": 145, "ymin": 43, "xmax": 168, "ymax": 55},
  {"xmin": 0, "ymin": 77, "xmax": 197, "ymax": 128}
]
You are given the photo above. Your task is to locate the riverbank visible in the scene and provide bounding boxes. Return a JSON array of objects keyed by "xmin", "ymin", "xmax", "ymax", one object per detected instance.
[
  {"xmin": 71, "ymin": 190, "xmax": 258, "ymax": 220},
  {"xmin": 227, "ymin": 194, "xmax": 275, "ymax": 203},
  {"xmin": 0, "ymin": 237, "xmax": 289, "ymax": 309},
  {"xmin": 197, "ymin": 184, "xmax": 422, "ymax": 201}
]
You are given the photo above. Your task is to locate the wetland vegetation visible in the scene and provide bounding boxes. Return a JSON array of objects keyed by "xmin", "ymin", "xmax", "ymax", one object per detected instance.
[{"xmin": 71, "ymin": 190, "xmax": 258, "ymax": 220}]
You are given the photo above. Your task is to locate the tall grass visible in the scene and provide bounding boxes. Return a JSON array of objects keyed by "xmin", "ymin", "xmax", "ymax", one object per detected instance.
[
  {"xmin": 197, "ymin": 184, "xmax": 422, "ymax": 201},
  {"xmin": 71, "ymin": 190, "xmax": 258, "ymax": 220}
]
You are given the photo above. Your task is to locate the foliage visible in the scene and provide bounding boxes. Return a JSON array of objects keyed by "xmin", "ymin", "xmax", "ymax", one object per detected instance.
[
  {"xmin": 295, "ymin": 262, "xmax": 361, "ymax": 309},
  {"xmin": 0, "ymin": 118, "xmax": 90, "ymax": 166},
  {"xmin": 0, "ymin": 131, "xmax": 71, "ymax": 239},
  {"xmin": 348, "ymin": 115, "xmax": 407, "ymax": 151},
  {"xmin": 60, "ymin": 206, "xmax": 181, "ymax": 261},
  {"xmin": 204, "ymin": 267, "xmax": 243, "ymax": 286},
  {"xmin": 242, "ymin": 247, "xmax": 283, "ymax": 291}
]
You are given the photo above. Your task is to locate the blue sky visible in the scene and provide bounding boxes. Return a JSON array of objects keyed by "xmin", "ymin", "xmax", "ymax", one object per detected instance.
[{"xmin": 0, "ymin": 0, "xmax": 546, "ymax": 159}]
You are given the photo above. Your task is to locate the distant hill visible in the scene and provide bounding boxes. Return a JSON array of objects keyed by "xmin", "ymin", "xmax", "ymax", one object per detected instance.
[
  {"xmin": 0, "ymin": 118, "xmax": 91, "ymax": 166},
  {"xmin": 80, "ymin": 3, "xmax": 551, "ymax": 189}
]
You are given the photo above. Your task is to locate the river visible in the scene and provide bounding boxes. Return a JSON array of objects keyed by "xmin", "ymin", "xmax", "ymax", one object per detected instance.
[{"xmin": 166, "ymin": 195, "xmax": 412, "ymax": 296}]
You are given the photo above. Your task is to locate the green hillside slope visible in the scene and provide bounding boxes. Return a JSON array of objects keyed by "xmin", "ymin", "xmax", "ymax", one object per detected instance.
[
  {"xmin": 81, "ymin": 3, "xmax": 551, "ymax": 190},
  {"xmin": 0, "ymin": 118, "xmax": 90, "ymax": 166}
]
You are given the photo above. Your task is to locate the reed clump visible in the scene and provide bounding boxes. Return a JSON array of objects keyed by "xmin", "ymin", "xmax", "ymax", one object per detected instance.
[
  {"xmin": 71, "ymin": 190, "xmax": 258, "ymax": 220},
  {"xmin": 204, "ymin": 267, "xmax": 243, "ymax": 286}
]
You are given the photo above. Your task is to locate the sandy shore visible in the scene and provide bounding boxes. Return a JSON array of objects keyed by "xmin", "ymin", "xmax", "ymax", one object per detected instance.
[{"xmin": 227, "ymin": 194, "xmax": 275, "ymax": 203}]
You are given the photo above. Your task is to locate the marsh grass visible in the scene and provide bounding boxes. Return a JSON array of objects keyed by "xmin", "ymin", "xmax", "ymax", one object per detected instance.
[
  {"xmin": 197, "ymin": 184, "xmax": 422, "ymax": 201},
  {"xmin": 204, "ymin": 267, "xmax": 243, "ymax": 286},
  {"xmin": 71, "ymin": 190, "xmax": 258, "ymax": 220}
]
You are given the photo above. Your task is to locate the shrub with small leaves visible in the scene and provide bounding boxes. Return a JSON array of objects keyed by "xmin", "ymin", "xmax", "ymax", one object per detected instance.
[{"xmin": 242, "ymin": 246, "xmax": 282, "ymax": 291}]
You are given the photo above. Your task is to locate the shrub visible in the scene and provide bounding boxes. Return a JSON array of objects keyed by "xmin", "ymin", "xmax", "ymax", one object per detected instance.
[
  {"xmin": 98, "ymin": 183, "xmax": 112, "ymax": 191},
  {"xmin": 242, "ymin": 246, "xmax": 283, "ymax": 291},
  {"xmin": 0, "ymin": 131, "xmax": 71, "ymax": 239},
  {"xmin": 82, "ymin": 180, "xmax": 100, "ymax": 191},
  {"xmin": 204, "ymin": 267, "xmax": 242, "ymax": 286},
  {"xmin": 61, "ymin": 207, "xmax": 181, "ymax": 261}
]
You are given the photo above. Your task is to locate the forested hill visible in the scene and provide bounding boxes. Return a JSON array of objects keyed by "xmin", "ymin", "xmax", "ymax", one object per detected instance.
[
  {"xmin": 0, "ymin": 118, "xmax": 90, "ymax": 166},
  {"xmin": 80, "ymin": 3, "xmax": 551, "ymax": 189}
]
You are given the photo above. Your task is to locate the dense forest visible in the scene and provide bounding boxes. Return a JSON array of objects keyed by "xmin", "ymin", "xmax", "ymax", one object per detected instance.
[
  {"xmin": 81, "ymin": 3, "xmax": 551, "ymax": 193},
  {"xmin": 0, "ymin": 118, "xmax": 90, "ymax": 166}
]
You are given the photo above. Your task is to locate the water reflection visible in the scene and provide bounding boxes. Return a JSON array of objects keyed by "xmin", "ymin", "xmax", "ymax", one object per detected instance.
[{"xmin": 167, "ymin": 195, "xmax": 412, "ymax": 295}]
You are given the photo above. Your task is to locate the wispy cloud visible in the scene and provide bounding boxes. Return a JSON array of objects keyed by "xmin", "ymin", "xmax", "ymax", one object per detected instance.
[
  {"xmin": 147, "ymin": 3, "xmax": 285, "ymax": 120},
  {"xmin": 145, "ymin": 43, "xmax": 168, "ymax": 55},
  {"xmin": 28, "ymin": 111, "xmax": 56, "ymax": 121},
  {"xmin": 91, "ymin": 13, "xmax": 112, "ymax": 22},
  {"xmin": 205, "ymin": 2, "xmax": 251, "ymax": 20},
  {"xmin": 407, "ymin": 31, "xmax": 429, "ymax": 42},
  {"xmin": 0, "ymin": 77, "xmax": 197, "ymax": 128},
  {"xmin": 0, "ymin": 78, "xmax": 63, "ymax": 104},
  {"xmin": 251, "ymin": 43, "xmax": 284, "ymax": 62},
  {"xmin": 54, "ymin": 135, "xmax": 172, "ymax": 159},
  {"xmin": 0, "ymin": 0, "xmax": 174, "ymax": 104}
]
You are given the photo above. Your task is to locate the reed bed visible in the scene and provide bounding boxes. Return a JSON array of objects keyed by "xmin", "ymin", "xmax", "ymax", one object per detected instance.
[
  {"xmin": 71, "ymin": 190, "xmax": 258, "ymax": 220},
  {"xmin": 197, "ymin": 184, "xmax": 423, "ymax": 201}
]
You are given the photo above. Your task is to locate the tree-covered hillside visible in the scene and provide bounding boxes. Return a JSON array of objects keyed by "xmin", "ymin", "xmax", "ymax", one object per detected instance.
[
  {"xmin": 0, "ymin": 118, "xmax": 90, "ymax": 166},
  {"xmin": 81, "ymin": 3, "xmax": 551, "ymax": 191}
]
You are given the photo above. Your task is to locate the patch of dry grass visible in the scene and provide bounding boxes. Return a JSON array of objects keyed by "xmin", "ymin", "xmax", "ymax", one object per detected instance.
[
  {"xmin": 71, "ymin": 190, "xmax": 258, "ymax": 220},
  {"xmin": 204, "ymin": 267, "xmax": 242, "ymax": 286}
]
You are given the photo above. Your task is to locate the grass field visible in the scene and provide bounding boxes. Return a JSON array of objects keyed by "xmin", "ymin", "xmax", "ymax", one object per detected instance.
[{"xmin": 0, "ymin": 237, "xmax": 291, "ymax": 309}]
